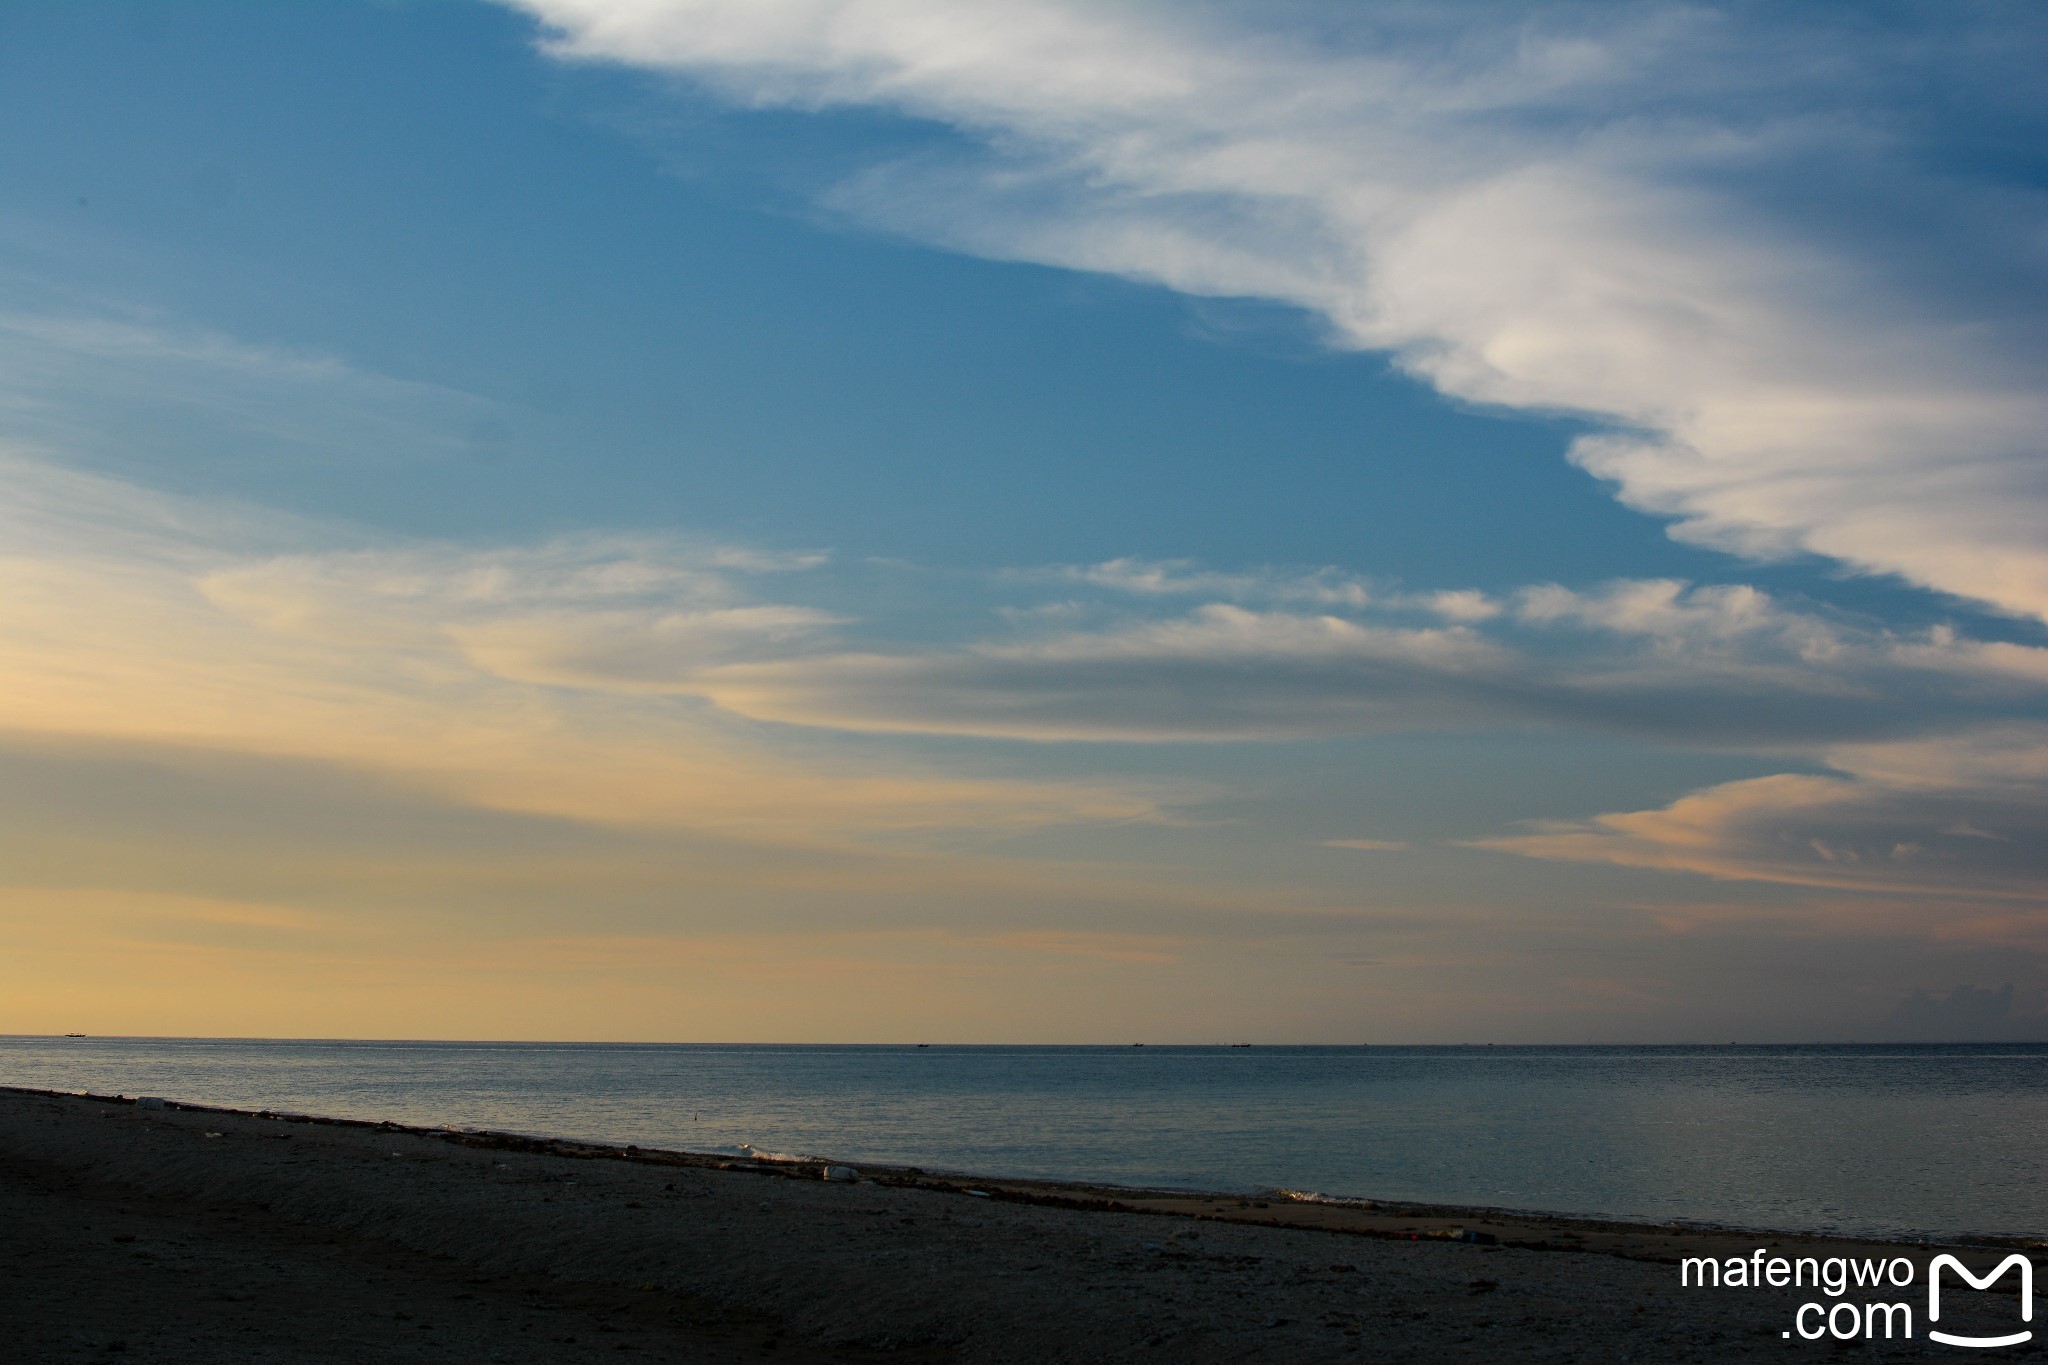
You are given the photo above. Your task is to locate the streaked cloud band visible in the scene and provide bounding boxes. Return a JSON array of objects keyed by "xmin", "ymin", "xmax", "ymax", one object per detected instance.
[{"xmin": 509, "ymin": 0, "xmax": 2048, "ymax": 622}]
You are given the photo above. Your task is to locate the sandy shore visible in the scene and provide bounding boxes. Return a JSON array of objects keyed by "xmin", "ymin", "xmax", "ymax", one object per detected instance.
[{"xmin": 1, "ymin": 1087, "xmax": 2035, "ymax": 1362}]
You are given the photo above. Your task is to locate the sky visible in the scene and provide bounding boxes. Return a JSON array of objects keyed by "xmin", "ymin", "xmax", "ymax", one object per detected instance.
[{"xmin": 1, "ymin": 0, "xmax": 2045, "ymax": 1043}]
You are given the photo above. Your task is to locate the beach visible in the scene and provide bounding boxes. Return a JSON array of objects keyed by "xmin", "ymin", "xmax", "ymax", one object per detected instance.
[{"xmin": 3, "ymin": 1088, "xmax": 2036, "ymax": 1362}]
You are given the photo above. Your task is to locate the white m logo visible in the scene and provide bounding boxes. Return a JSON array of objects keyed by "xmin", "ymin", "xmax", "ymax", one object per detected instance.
[{"xmin": 1929, "ymin": 1253, "xmax": 2033, "ymax": 1349}]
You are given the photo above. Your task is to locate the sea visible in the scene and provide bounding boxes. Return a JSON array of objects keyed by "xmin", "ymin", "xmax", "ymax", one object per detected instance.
[{"xmin": 2, "ymin": 1037, "xmax": 2042, "ymax": 1243}]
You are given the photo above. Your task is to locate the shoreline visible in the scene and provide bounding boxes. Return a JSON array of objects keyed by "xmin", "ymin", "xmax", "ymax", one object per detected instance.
[
  {"xmin": 14, "ymin": 1038, "xmax": 2040, "ymax": 1249},
  {"xmin": 17, "ymin": 1084, "xmax": 2036, "ymax": 1259},
  {"xmin": 3, "ymin": 1085, "xmax": 2034, "ymax": 1361}
]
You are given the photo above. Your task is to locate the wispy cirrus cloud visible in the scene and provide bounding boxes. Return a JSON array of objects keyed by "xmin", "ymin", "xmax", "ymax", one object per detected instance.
[
  {"xmin": 0, "ymin": 451, "xmax": 1175, "ymax": 842},
  {"xmin": 662, "ymin": 584, "xmax": 2048, "ymax": 746},
  {"xmin": 691, "ymin": 604, "xmax": 1510, "ymax": 741},
  {"xmin": 45, "ymin": 394, "xmax": 2015, "ymax": 756},
  {"xmin": 0, "ymin": 310, "xmax": 496, "ymax": 478},
  {"xmin": 19, "ymin": 438, "xmax": 2041, "ymax": 995},
  {"xmin": 200, "ymin": 537, "xmax": 838, "ymax": 673},
  {"xmin": 1028, "ymin": 557, "xmax": 1375, "ymax": 608},
  {"xmin": 508, "ymin": 0, "xmax": 2048, "ymax": 623},
  {"xmin": 1021, "ymin": 557, "xmax": 1506, "ymax": 621},
  {"xmin": 1470, "ymin": 726, "xmax": 2048, "ymax": 904}
]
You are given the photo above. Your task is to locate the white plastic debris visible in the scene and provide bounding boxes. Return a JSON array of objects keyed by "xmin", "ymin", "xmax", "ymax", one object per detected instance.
[{"xmin": 823, "ymin": 1165, "xmax": 858, "ymax": 1183}]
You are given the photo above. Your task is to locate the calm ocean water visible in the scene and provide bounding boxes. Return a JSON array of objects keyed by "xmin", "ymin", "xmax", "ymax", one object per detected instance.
[{"xmin": 2, "ymin": 1038, "xmax": 2042, "ymax": 1242}]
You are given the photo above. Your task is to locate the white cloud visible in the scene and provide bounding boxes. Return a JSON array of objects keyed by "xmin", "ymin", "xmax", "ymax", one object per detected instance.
[
  {"xmin": 688, "ymin": 603, "xmax": 1513, "ymax": 740},
  {"xmin": 1035, "ymin": 557, "xmax": 1373, "ymax": 608},
  {"xmin": 1023, "ymin": 559, "xmax": 1515, "ymax": 622},
  {"xmin": 1469, "ymin": 726, "xmax": 2048, "ymax": 903},
  {"xmin": 92, "ymin": 451, "xmax": 2034, "ymax": 754},
  {"xmin": 0, "ymin": 451, "xmax": 1174, "ymax": 840},
  {"xmin": 197, "ymin": 536, "xmax": 828, "ymax": 654},
  {"xmin": 658, "ymin": 581, "xmax": 2048, "ymax": 744},
  {"xmin": 451, "ymin": 604, "xmax": 845, "ymax": 690},
  {"xmin": 507, "ymin": 0, "xmax": 2048, "ymax": 622},
  {"xmin": 1424, "ymin": 589, "xmax": 1502, "ymax": 623},
  {"xmin": 1516, "ymin": 580, "xmax": 1796, "ymax": 643}
]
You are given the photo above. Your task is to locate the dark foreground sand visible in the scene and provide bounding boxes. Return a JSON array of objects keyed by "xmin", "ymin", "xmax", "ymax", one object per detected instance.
[{"xmin": 2, "ymin": 1088, "xmax": 2039, "ymax": 1362}]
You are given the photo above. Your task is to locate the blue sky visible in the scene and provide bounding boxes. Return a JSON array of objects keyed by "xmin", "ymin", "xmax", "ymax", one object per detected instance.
[
  {"xmin": 1, "ymin": 0, "xmax": 2044, "ymax": 1042},
  {"xmin": 3, "ymin": 1, "xmax": 1665, "ymax": 577}
]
